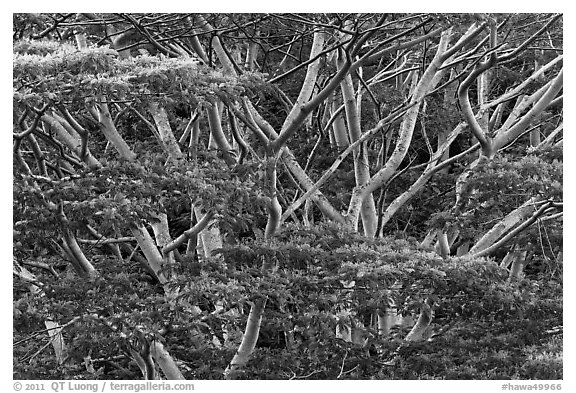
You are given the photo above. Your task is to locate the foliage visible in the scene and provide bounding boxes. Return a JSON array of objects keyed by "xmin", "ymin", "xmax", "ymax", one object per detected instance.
[
  {"xmin": 14, "ymin": 225, "xmax": 562, "ymax": 379},
  {"xmin": 13, "ymin": 13, "xmax": 562, "ymax": 380}
]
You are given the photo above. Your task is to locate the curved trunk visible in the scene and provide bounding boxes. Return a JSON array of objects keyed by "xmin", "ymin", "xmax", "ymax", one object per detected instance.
[
  {"xmin": 405, "ymin": 298, "xmax": 434, "ymax": 342},
  {"xmin": 224, "ymin": 297, "xmax": 267, "ymax": 379},
  {"xmin": 206, "ymin": 104, "xmax": 236, "ymax": 165}
]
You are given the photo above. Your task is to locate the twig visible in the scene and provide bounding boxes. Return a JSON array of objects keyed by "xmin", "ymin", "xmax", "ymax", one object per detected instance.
[{"xmin": 336, "ymin": 350, "xmax": 349, "ymax": 379}]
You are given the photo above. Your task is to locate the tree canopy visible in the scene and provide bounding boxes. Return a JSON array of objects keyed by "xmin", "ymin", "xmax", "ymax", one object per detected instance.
[{"xmin": 13, "ymin": 13, "xmax": 562, "ymax": 382}]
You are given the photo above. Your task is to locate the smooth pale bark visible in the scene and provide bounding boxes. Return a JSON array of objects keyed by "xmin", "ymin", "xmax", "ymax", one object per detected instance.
[
  {"xmin": 379, "ymin": 123, "xmax": 464, "ymax": 230},
  {"xmin": 538, "ymin": 122, "xmax": 563, "ymax": 149},
  {"xmin": 88, "ymin": 113, "xmax": 175, "ymax": 282},
  {"xmin": 485, "ymin": 55, "xmax": 562, "ymax": 111},
  {"xmin": 223, "ymin": 162, "xmax": 279, "ymax": 377},
  {"xmin": 282, "ymin": 148, "xmax": 347, "ymax": 224},
  {"xmin": 24, "ymin": 134, "xmax": 48, "ymax": 176},
  {"xmin": 83, "ymin": 224, "xmax": 126, "ymax": 260},
  {"xmin": 438, "ymin": 68, "xmax": 459, "ymax": 169},
  {"xmin": 224, "ymin": 297, "xmax": 266, "ymax": 379},
  {"xmin": 530, "ymin": 51, "xmax": 546, "ymax": 146},
  {"xmin": 224, "ymin": 158, "xmax": 280, "ymax": 376},
  {"xmin": 150, "ymin": 341, "xmax": 185, "ymax": 380},
  {"xmin": 53, "ymin": 112, "xmax": 83, "ymax": 141},
  {"xmin": 165, "ymin": 211, "xmax": 215, "ymax": 254},
  {"xmin": 493, "ymin": 69, "xmax": 563, "ymax": 150},
  {"xmin": 489, "ymin": 101, "xmax": 506, "ymax": 131},
  {"xmin": 149, "ymin": 102, "xmax": 183, "ymax": 163},
  {"xmin": 472, "ymin": 203, "xmax": 560, "ymax": 259},
  {"xmin": 377, "ymin": 308, "xmax": 398, "ymax": 337},
  {"xmin": 347, "ymin": 30, "xmax": 453, "ymax": 229},
  {"xmin": 74, "ymin": 33, "xmax": 88, "ymax": 50},
  {"xmin": 244, "ymin": 38, "xmax": 259, "ymax": 71},
  {"xmin": 420, "ymin": 230, "xmax": 437, "ymax": 249},
  {"xmin": 45, "ymin": 320, "xmax": 67, "ymax": 365},
  {"xmin": 196, "ymin": 15, "xmax": 241, "ymax": 165},
  {"xmin": 436, "ymin": 230, "xmax": 451, "ymax": 259},
  {"xmin": 477, "ymin": 71, "xmax": 491, "ymax": 131},
  {"xmin": 500, "ymin": 94, "xmax": 529, "ymax": 132},
  {"xmin": 458, "ymin": 66, "xmax": 497, "ymax": 157},
  {"xmin": 453, "ymin": 155, "xmax": 486, "ymax": 213},
  {"xmin": 468, "ymin": 197, "xmax": 537, "ymax": 255},
  {"xmin": 178, "ymin": 115, "xmax": 193, "ymax": 145},
  {"xmin": 41, "ymin": 114, "xmax": 101, "ymax": 169},
  {"xmin": 185, "ymin": 20, "xmax": 208, "ymax": 63},
  {"xmin": 507, "ymin": 250, "xmax": 527, "ymax": 283},
  {"xmin": 13, "ymin": 259, "xmax": 43, "ymax": 294},
  {"xmin": 280, "ymin": 108, "xmax": 410, "ymax": 224},
  {"xmin": 280, "ymin": 30, "xmax": 326, "ymax": 133},
  {"xmin": 405, "ymin": 298, "xmax": 434, "ymax": 342},
  {"xmin": 186, "ymin": 206, "xmax": 198, "ymax": 255},
  {"xmin": 131, "ymin": 226, "xmax": 168, "ymax": 285},
  {"xmin": 130, "ymin": 348, "xmax": 156, "ymax": 380},
  {"xmin": 331, "ymin": 99, "xmax": 349, "ymax": 149},
  {"xmin": 150, "ymin": 213, "xmax": 175, "ymax": 269},
  {"xmin": 264, "ymin": 162, "xmax": 281, "ymax": 239},
  {"xmin": 94, "ymin": 100, "xmax": 137, "ymax": 161},
  {"xmin": 190, "ymin": 115, "xmax": 201, "ymax": 161},
  {"xmin": 14, "ymin": 259, "xmax": 69, "ymax": 365},
  {"xmin": 500, "ymin": 248, "xmax": 518, "ymax": 268},
  {"xmin": 57, "ymin": 202, "xmax": 97, "ymax": 277},
  {"xmin": 456, "ymin": 242, "xmax": 470, "ymax": 257},
  {"xmin": 335, "ymin": 314, "xmax": 352, "ymax": 342},
  {"xmin": 338, "ymin": 57, "xmax": 377, "ymax": 237},
  {"xmin": 196, "ymin": 15, "xmax": 236, "ymax": 75},
  {"xmin": 149, "ymin": 102, "xmax": 223, "ymax": 266},
  {"xmin": 194, "ymin": 207, "xmax": 223, "ymax": 259},
  {"xmin": 243, "ymin": 101, "xmax": 346, "ymax": 224},
  {"xmin": 206, "ymin": 104, "xmax": 236, "ymax": 165}
]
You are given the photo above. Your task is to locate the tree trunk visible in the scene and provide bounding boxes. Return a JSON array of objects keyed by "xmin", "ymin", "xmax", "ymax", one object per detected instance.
[
  {"xmin": 74, "ymin": 32, "xmax": 87, "ymax": 50},
  {"xmin": 507, "ymin": 250, "xmax": 527, "ymax": 283},
  {"xmin": 224, "ymin": 297, "xmax": 267, "ymax": 379},
  {"xmin": 150, "ymin": 213, "xmax": 175, "ymax": 269},
  {"xmin": 347, "ymin": 30, "xmax": 453, "ymax": 229},
  {"xmin": 94, "ymin": 100, "xmax": 137, "ymax": 161},
  {"xmin": 331, "ymin": 99, "xmax": 349, "ymax": 149},
  {"xmin": 264, "ymin": 161, "xmax": 282, "ymax": 239},
  {"xmin": 206, "ymin": 104, "xmax": 236, "ymax": 165},
  {"xmin": 41, "ymin": 114, "xmax": 102, "ymax": 169},
  {"xmin": 131, "ymin": 225, "xmax": 168, "ymax": 285},
  {"xmin": 149, "ymin": 102, "xmax": 183, "ymax": 163},
  {"xmin": 338, "ymin": 57, "xmax": 377, "ymax": 237},
  {"xmin": 468, "ymin": 197, "xmax": 537, "ymax": 255},
  {"xmin": 45, "ymin": 320, "xmax": 67, "ymax": 365},
  {"xmin": 379, "ymin": 123, "xmax": 464, "ymax": 229},
  {"xmin": 405, "ymin": 298, "xmax": 434, "ymax": 342},
  {"xmin": 194, "ymin": 207, "xmax": 223, "ymax": 260},
  {"xmin": 150, "ymin": 341, "xmax": 185, "ymax": 380}
]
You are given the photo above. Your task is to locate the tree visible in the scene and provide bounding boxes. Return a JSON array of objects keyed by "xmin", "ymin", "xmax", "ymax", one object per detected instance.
[{"xmin": 13, "ymin": 13, "xmax": 562, "ymax": 380}]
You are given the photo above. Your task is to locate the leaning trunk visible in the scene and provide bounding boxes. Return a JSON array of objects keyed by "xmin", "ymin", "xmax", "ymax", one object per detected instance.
[{"xmin": 224, "ymin": 297, "xmax": 267, "ymax": 379}]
